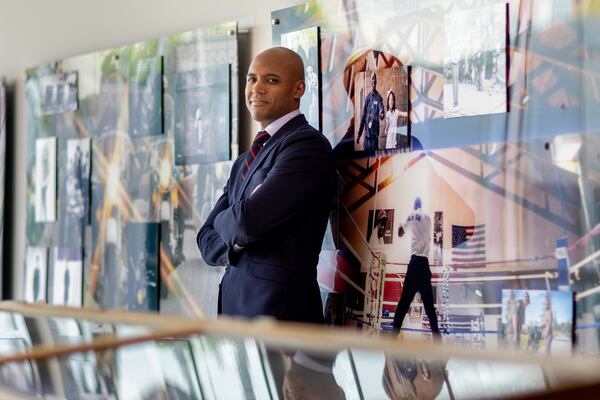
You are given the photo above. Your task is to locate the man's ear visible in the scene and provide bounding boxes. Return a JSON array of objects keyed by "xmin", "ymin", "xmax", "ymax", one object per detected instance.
[{"xmin": 294, "ymin": 80, "xmax": 306, "ymax": 100}]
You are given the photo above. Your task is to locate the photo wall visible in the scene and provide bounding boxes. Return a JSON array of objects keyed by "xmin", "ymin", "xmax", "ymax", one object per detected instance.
[
  {"xmin": 272, "ymin": 0, "xmax": 600, "ymax": 355},
  {"xmin": 25, "ymin": 22, "xmax": 239, "ymax": 317},
  {"xmin": 0, "ymin": 80, "xmax": 6, "ymax": 294}
]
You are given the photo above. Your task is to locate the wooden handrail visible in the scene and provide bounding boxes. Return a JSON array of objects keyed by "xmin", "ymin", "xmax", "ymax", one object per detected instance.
[{"xmin": 1, "ymin": 301, "xmax": 600, "ymax": 388}]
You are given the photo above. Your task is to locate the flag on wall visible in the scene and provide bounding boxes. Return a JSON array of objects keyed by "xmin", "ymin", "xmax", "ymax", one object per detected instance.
[{"xmin": 451, "ymin": 224, "xmax": 486, "ymax": 268}]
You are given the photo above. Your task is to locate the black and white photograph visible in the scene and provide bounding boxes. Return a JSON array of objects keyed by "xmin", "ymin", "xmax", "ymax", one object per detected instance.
[
  {"xmin": 66, "ymin": 138, "xmax": 91, "ymax": 222},
  {"xmin": 129, "ymin": 56, "xmax": 163, "ymax": 138},
  {"xmin": 354, "ymin": 65, "xmax": 410, "ymax": 152},
  {"xmin": 174, "ymin": 64, "xmax": 231, "ymax": 165},
  {"xmin": 35, "ymin": 137, "xmax": 57, "ymax": 222},
  {"xmin": 281, "ymin": 26, "xmax": 320, "ymax": 130},
  {"xmin": 24, "ymin": 246, "xmax": 48, "ymax": 303},
  {"xmin": 51, "ymin": 247, "xmax": 83, "ymax": 307},
  {"xmin": 367, "ymin": 209, "xmax": 395, "ymax": 245},
  {"xmin": 444, "ymin": 3, "xmax": 508, "ymax": 118},
  {"xmin": 433, "ymin": 211, "xmax": 443, "ymax": 266},
  {"xmin": 128, "ymin": 137, "xmax": 172, "ymax": 222},
  {"xmin": 40, "ymin": 71, "xmax": 78, "ymax": 115},
  {"xmin": 124, "ymin": 222, "xmax": 160, "ymax": 311}
]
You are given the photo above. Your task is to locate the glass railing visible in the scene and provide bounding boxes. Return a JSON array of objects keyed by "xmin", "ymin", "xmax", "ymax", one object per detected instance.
[{"xmin": 1, "ymin": 302, "xmax": 600, "ymax": 399}]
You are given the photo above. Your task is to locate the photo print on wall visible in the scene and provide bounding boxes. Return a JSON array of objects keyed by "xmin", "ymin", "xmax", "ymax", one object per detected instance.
[
  {"xmin": 174, "ymin": 64, "xmax": 231, "ymax": 165},
  {"xmin": 124, "ymin": 222, "xmax": 160, "ymax": 311},
  {"xmin": 443, "ymin": 3, "xmax": 508, "ymax": 118},
  {"xmin": 129, "ymin": 56, "xmax": 163, "ymax": 138},
  {"xmin": 65, "ymin": 138, "xmax": 91, "ymax": 223},
  {"xmin": 351, "ymin": 51, "xmax": 410, "ymax": 152},
  {"xmin": 35, "ymin": 137, "xmax": 57, "ymax": 222},
  {"xmin": 51, "ymin": 247, "xmax": 83, "ymax": 307},
  {"xmin": 367, "ymin": 209, "xmax": 395, "ymax": 245},
  {"xmin": 40, "ymin": 71, "xmax": 78, "ymax": 116},
  {"xmin": 24, "ymin": 247, "xmax": 48, "ymax": 303},
  {"xmin": 281, "ymin": 26, "xmax": 321, "ymax": 130},
  {"xmin": 500, "ymin": 289, "xmax": 574, "ymax": 355}
]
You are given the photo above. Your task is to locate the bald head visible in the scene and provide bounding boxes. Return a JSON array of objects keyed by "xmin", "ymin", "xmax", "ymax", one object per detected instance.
[
  {"xmin": 245, "ymin": 47, "xmax": 307, "ymax": 128},
  {"xmin": 256, "ymin": 47, "xmax": 305, "ymax": 81}
]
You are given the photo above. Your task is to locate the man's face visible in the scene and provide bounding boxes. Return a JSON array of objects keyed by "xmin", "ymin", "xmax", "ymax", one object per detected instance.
[
  {"xmin": 371, "ymin": 74, "xmax": 377, "ymax": 91},
  {"xmin": 245, "ymin": 53, "xmax": 305, "ymax": 128}
]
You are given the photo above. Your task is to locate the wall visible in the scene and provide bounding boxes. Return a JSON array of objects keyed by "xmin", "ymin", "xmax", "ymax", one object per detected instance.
[{"xmin": 0, "ymin": 0, "xmax": 305, "ymax": 298}]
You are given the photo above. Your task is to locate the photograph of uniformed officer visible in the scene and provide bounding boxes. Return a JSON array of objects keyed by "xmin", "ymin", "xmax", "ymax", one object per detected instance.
[{"xmin": 356, "ymin": 71, "xmax": 384, "ymax": 151}]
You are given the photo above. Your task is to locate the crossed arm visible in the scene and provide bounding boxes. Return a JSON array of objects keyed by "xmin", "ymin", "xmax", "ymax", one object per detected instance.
[{"xmin": 197, "ymin": 136, "xmax": 333, "ymax": 266}]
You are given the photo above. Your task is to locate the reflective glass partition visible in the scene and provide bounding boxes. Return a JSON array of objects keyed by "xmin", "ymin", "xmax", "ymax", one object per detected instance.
[{"xmin": 1, "ymin": 303, "xmax": 600, "ymax": 399}]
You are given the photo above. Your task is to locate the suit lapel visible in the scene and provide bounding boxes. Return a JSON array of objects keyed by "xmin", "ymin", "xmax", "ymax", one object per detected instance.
[{"xmin": 236, "ymin": 114, "xmax": 306, "ymax": 201}]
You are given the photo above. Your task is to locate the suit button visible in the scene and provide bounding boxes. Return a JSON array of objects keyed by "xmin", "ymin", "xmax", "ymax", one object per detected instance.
[{"xmin": 224, "ymin": 259, "xmax": 230, "ymax": 267}]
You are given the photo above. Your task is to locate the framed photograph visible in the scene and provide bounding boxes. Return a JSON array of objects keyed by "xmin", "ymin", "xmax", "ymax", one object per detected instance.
[
  {"xmin": 127, "ymin": 137, "xmax": 172, "ymax": 222},
  {"xmin": 35, "ymin": 137, "xmax": 57, "ymax": 222},
  {"xmin": 500, "ymin": 289, "xmax": 574, "ymax": 354},
  {"xmin": 24, "ymin": 247, "xmax": 48, "ymax": 303},
  {"xmin": 40, "ymin": 71, "xmax": 78, "ymax": 115},
  {"xmin": 281, "ymin": 26, "xmax": 321, "ymax": 130},
  {"xmin": 66, "ymin": 138, "xmax": 91, "ymax": 222},
  {"xmin": 124, "ymin": 223, "xmax": 160, "ymax": 311},
  {"xmin": 367, "ymin": 209, "xmax": 395, "ymax": 245},
  {"xmin": 354, "ymin": 66, "xmax": 410, "ymax": 152},
  {"xmin": 444, "ymin": 3, "xmax": 508, "ymax": 118},
  {"xmin": 174, "ymin": 64, "xmax": 231, "ymax": 165},
  {"xmin": 51, "ymin": 247, "xmax": 83, "ymax": 307},
  {"xmin": 129, "ymin": 56, "xmax": 163, "ymax": 138}
]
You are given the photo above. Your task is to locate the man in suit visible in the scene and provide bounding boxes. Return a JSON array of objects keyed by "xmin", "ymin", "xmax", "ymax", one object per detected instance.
[{"xmin": 197, "ymin": 47, "xmax": 336, "ymax": 324}]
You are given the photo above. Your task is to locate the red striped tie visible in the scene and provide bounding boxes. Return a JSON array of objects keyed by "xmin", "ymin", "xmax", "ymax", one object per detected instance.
[{"xmin": 241, "ymin": 130, "xmax": 270, "ymax": 180}]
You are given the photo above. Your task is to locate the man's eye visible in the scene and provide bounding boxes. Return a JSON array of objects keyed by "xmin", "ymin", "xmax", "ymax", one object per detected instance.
[
  {"xmin": 247, "ymin": 77, "xmax": 256, "ymax": 83},
  {"xmin": 268, "ymin": 78, "xmax": 279, "ymax": 83}
]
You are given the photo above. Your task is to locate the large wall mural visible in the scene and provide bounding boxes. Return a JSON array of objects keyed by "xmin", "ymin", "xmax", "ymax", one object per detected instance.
[
  {"xmin": 272, "ymin": 0, "xmax": 600, "ymax": 356},
  {"xmin": 25, "ymin": 22, "xmax": 238, "ymax": 318}
]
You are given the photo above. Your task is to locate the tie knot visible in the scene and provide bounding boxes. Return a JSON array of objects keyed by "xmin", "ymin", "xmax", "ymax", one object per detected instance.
[{"xmin": 253, "ymin": 130, "xmax": 270, "ymax": 146}]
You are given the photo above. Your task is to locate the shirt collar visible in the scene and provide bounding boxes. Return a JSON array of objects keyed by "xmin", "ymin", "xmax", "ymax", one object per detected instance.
[{"xmin": 261, "ymin": 109, "xmax": 301, "ymax": 138}]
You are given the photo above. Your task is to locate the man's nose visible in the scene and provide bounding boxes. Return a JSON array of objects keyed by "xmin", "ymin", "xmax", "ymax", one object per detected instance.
[{"xmin": 252, "ymin": 79, "xmax": 266, "ymax": 94}]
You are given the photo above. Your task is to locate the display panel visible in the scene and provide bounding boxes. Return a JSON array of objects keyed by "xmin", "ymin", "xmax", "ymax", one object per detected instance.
[
  {"xmin": 25, "ymin": 22, "xmax": 239, "ymax": 313},
  {"xmin": 174, "ymin": 64, "xmax": 231, "ymax": 165},
  {"xmin": 129, "ymin": 56, "xmax": 163, "ymax": 138},
  {"xmin": 0, "ymin": 81, "xmax": 5, "ymax": 291},
  {"xmin": 281, "ymin": 26, "xmax": 321, "ymax": 130},
  {"xmin": 271, "ymin": 0, "xmax": 600, "ymax": 353}
]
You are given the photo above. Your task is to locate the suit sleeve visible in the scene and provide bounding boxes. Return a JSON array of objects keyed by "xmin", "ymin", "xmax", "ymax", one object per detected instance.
[
  {"xmin": 196, "ymin": 182, "xmax": 236, "ymax": 266},
  {"xmin": 213, "ymin": 135, "xmax": 334, "ymax": 248}
]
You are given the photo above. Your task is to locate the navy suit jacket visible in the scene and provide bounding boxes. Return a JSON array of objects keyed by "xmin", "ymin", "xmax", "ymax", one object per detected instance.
[{"xmin": 197, "ymin": 114, "xmax": 335, "ymax": 323}]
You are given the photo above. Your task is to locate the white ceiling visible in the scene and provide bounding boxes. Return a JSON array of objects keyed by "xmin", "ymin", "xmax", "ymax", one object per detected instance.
[{"xmin": 0, "ymin": 0, "xmax": 302, "ymax": 80}]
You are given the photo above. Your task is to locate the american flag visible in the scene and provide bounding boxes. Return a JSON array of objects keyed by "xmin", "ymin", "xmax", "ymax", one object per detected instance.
[{"xmin": 452, "ymin": 224, "xmax": 486, "ymax": 268}]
